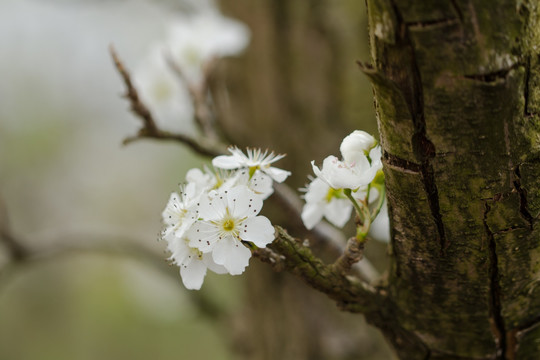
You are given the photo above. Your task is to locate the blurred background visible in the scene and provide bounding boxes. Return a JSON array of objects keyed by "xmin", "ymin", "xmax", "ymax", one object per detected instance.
[{"xmin": 0, "ymin": 0, "xmax": 393, "ymax": 359}]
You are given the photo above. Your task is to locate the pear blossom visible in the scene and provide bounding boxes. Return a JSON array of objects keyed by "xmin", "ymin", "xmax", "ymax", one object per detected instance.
[
  {"xmin": 223, "ymin": 170, "xmax": 274, "ymax": 199},
  {"xmin": 133, "ymin": 46, "xmax": 196, "ymax": 134},
  {"xmin": 301, "ymin": 177, "xmax": 352, "ymax": 230},
  {"xmin": 212, "ymin": 147, "xmax": 291, "ymax": 183},
  {"xmin": 165, "ymin": 12, "xmax": 250, "ymax": 84},
  {"xmin": 187, "ymin": 185, "xmax": 275, "ymax": 275},
  {"xmin": 164, "ymin": 233, "xmax": 227, "ymax": 290},
  {"xmin": 340, "ymin": 130, "xmax": 377, "ymax": 163},
  {"xmin": 161, "ymin": 183, "xmax": 200, "ymax": 240},
  {"xmin": 312, "ymin": 146, "xmax": 382, "ymax": 190}
]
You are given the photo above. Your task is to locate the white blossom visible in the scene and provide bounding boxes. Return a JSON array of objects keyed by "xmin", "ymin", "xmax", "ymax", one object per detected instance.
[
  {"xmin": 161, "ymin": 183, "xmax": 200, "ymax": 240},
  {"xmin": 223, "ymin": 169, "xmax": 274, "ymax": 199},
  {"xmin": 186, "ymin": 185, "xmax": 275, "ymax": 275},
  {"xmin": 301, "ymin": 177, "xmax": 352, "ymax": 230},
  {"xmin": 340, "ymin": 130, "xmax": 377, "ymax": 164},
  {"xmin": 133, "ymin": 45, "xmax": 195, "ymax": 134},
  {"xmin": 212, "ymin": 147, "xmax": 291, "ymax": 183},
  {"xmin": 164, "ymin": 233, "xmax": 227, "ymax": 290},
  {"xmin": 165, "ymin": 12, "xmax": 250, "ymax": 84},
  {"xmin": 312, "ymin": 146, "xmax": 382, "ymax": 190}
]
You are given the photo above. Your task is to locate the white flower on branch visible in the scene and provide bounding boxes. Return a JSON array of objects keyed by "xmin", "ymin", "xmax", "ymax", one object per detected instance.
[
  {"xmin": 161, "ymin": 183, "xmax": 200, "ymax": 240},
  {"xmin": 312, "ymin": 146, "xmax": 381, "ymax": 190},
  {"xmin": 301, "ymin": 177, "xmax": 353, "ymax": 230},
  {"xmin": 212, "ymin": 147, "xmax": 291, "ymax": 183},
  {"xmin": 134, "ymin": 46, "xmax": 195, "ymax": 134},
  {"xmin": 187, "ymin": 185, "xmax": 275, "ymax": 275},
  {"xmin": 165, "ymin": 234, "xmax": 227, "ymax": 290},
  {"xmin": 165, "ymin": 12, "xmax": 250, "ymax": 84},
  {"xmin": 340, "ymin": 130, "xmax": 377, "ymax": 164}
]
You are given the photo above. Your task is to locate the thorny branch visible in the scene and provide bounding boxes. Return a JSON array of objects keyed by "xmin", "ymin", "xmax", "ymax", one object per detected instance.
[{"xmin": 109, "ymin": 46, "xmax": 382, "ymax": 286}]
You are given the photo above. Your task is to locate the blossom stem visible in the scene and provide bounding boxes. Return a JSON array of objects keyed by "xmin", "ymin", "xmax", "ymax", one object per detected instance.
[
  {"xmin": 370, "ymin": 185, "xmax": 386, "ymax": 221},
  {"xmin": 344, "ymin": 188, "xmax": 370, "ymax": 242},
  {"xmin": 343, "ymin": 188, "xmax": 363, "ymax": 221}
]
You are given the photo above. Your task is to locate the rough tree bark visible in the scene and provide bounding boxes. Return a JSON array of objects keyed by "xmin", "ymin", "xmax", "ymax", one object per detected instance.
[
  {"xmin": 364, "ymin": 0, "xmax": 540, "ymax": 358},
  {"xmin": 215, "ymin": 0, "xmax": 540, "ymax": 359}
]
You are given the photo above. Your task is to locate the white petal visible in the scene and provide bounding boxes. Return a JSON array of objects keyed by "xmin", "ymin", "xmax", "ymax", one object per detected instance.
[
  {"xmin": 340, "ymin": 130, "xmax": 376, "ymax": 164},
  {"xmin": 264, "ymin": 167, "xmax": 291, "ymax": 183},
  {"xmin": 304, "ymin": 177, "xmax": 330, "ymax": 203},
  {"xmin": 249, "ymin": 172, "xmax": 274, "ymax": 199},
  {"xmin": 301, "ymin": 202, "xmax": 324, "ymax": 230},
  {"xmin": 187, "ymin": 222, "xmax": 219, "ymax": 252},
  {"xmin": 369, "ymin": 200, "xmax": 390, "ymax": 243},
  {"xmin": 202, "ymin": 253, "xmax": 228, "ymax": 274},
  {"xmin": 198, "ymin": 193, "xmax": 227, "ymax": 221},
  {"xmin": 227, "ymin": 185, "xmax": 263, "ymax": 218},
  {"xmin": 240, "ymin": 216, "xmax": 275, "ymax": 247},
  {"xmin": 168, "ymin": 237, "xmax": 192, "ymax": 264},
  {"xmin": 212, "ymin": 236, "xmax": 251, "ymax": 275},
  {"xmin": 212, "ymin": 155, "xmax": 241, "ymax": 169},
  {"xmin": 324, "ymin": 199, "xmax": 353, "ymax": 228},
  {"xmin": 180, "ymin": 259, "xmax": 207, "ymax": 290}
]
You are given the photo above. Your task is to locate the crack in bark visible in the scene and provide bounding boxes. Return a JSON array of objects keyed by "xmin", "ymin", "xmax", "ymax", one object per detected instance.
[
  {"xmin": 383, "ymin": 151, "xmax": 422, "ymax": 173},
  {"xmin": 406, "ymin": 18, "xmax": 459, "ymax": 30},
  {"xmin": 513, "ymin": 165, "xmax": 534, "ymax": 229},
  {"xmin": 450, "ymin": 0, "xmax": 464, "ymax": 22},
  {"xmin": 483, "ymin": 201, "xmax": 507, "ymax": 359},
  {"xmin": 524, "ymin": 55, "xmax": 532, "ymax": 116},
  {"xmin": 463, "ymin": 64, "xmax": 519, "ymax": 83},
  {"xmin": 388, "ymin": 0, "xmax": 448, "ymax": 252}
]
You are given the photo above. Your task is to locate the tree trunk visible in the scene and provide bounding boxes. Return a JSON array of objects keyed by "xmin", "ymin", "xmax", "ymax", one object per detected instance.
[{"xmin": 366, "ymin": 0, "xmax": 540, "ymax": 358}]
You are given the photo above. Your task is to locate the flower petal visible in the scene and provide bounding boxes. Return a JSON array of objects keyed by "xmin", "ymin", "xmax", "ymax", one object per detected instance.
[
  {"xmin": 248, "ymin": 172, "xmax": 274, "ymax": 199},
  {"xmin": 212, "ymin": 236, "xmax": 251, "ymax": 275},
  {"xmin": 301, "ymin": 202, "xmax": 324, "ymax": 230},
  {"xmin": 304, "ymin": 177, "xmax": 329, "ymax": 203},
  {"xmin": 264, "ymin": 166, "xmax": 291, "ymax": 183},
  {"xmin": 324, "ymin": 199, "xmax": 353, "ymax": 228},
  {"xmin": 198, "ymin": 193, "xmax": 226, "ymax": 221},
  {"xmin": 212, "ymin": 155, "xmax": 241, "ymax": 169},
  {"xmin": 240, "ymin": 216, "xmax": 275, "ymax": 247},
  {"xmin": 180, "ymin": 259, "xmax": 207, "ymax": 290},
  {"xmin": 202, "ymin": 253, "xmax": 228, "ymax": 274},
  {"xmin": 226, "ymin": 185, "xmax": 263, "ymax": 218},
  {"xmin": 187, "ymin": 221, "xmax": 219, "ymax": 252}
]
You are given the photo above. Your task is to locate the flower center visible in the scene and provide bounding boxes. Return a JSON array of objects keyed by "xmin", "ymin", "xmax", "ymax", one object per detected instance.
[
  {"xmin": 248, "ymin": 166, "xmax": 260, "ymax": 179},
  {"xmin": 223, "ymin": 219, "xmax": 235, "ymax": 231},
  {"xmin": 325, "ymin": 188, "xmax": 345, "ymax": 202}
]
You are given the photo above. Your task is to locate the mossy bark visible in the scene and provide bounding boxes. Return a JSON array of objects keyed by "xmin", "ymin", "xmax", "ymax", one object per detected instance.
[{"xmin": 366, "ymin": 0, "xmax": 540, "ymax": 358}]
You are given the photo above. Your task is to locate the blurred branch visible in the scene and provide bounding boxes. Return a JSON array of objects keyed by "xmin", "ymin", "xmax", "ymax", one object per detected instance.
[
  {"xmin": 109, "ymin": 47, "xmax": 381, "ymax": 286},
  {"xmin": 0, "ymin": 228, "xmax": 226, "ymax": 320},
  {"xmin": 109, "ymin": 45, "xmax": 226, "ymax": 157},
  {"xmin": 165, "ymin": 53, "xmax": 220, "ymax": 142},
  {"xmin": 0, "ymin": 196, "xmax": 30, "ymax": 261}
]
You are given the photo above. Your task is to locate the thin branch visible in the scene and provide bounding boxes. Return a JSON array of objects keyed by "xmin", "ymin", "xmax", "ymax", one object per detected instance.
[
  {"xmin": 332, "ymin": 237, "xmax": 365, "ymax": 275},
  {"xmin": 109, "ymin": 45, "xmax": 158, "ymax": 133}
]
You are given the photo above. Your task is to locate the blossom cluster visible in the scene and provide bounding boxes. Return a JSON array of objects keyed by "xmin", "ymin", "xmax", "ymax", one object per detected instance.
[
  {"xmin": 301, "ymin": 130, "xmax": 384, "ymax": 231},
  {"xmin": 161, "ymin": 148, "xmax": 290, "ymax": 290},
  {"xmin": 134, "ymin": 6, "xmax": 250, "ymax": 134}
]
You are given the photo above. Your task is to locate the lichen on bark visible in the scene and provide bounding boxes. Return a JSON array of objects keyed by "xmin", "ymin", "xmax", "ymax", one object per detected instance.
[{"xmin": 365, "ymin": 0, "xmax": 540, "ymax": 358}]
